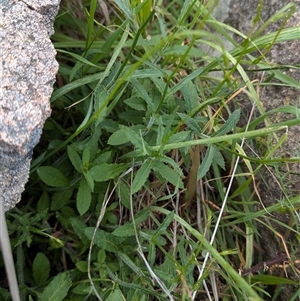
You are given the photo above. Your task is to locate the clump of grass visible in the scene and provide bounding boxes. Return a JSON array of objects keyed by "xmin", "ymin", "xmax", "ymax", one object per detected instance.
[{"xmin": 2, "ymin": 1, "xmax": 300, "ymax": 301}]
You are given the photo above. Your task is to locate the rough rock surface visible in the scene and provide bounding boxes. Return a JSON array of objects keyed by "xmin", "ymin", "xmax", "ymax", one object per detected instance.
[{"xmin": 0, "ymin": 0, "xmax": 60, "ymax": 211}]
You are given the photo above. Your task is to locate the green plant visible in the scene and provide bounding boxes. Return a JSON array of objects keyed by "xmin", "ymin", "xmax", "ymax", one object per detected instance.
[{"xmin": 2, "ymin": 1, "xmax": 300, "ymax": 301}]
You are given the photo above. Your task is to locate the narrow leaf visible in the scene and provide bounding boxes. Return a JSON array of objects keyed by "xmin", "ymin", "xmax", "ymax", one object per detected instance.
[
  {"xmin": 69, "ymin": 217, "xmax": 89, "ymax": 245},
  {"xmin": 67, "ymin": 146, "xmax": 82, "ymax": 173},
  {"xmin": 51, "ymin": 188, "xmax": 73, "ymax": 211},
  {"xmin": 94, "ymin": 85, "xmax": 108, "ymax": 127},
  {"xmin": 132, "ymin": 159, "xmax": 153, "ymax": 193},
  {"xmin": 152, "ymin": 160, "xmax": 184, "ymax": 188},
  {"xmin": 154, "ymin": 211, "xmax": 174, "ymax": 238},
  {"xmin": 77, "ymin": 178, "xmax": 92, "ymax": 215},
  {"xmin": 212, "ymin": 109, "xmax": 241, "ymax": 137},
  {"xmin": 39, "ymin": 273, "xmax": 72, "ymax": 301},
  {"xmin": 83, "ymin": 171, "xmax": 94, "ymax": 192},
  {"xmin": 120, "ymin": 125, "xmax": 150, "ymax": 154},
  {"xmin": 182, "ymin": 80, "xmax": 199, "ymax": 112},
  {"xmin": 82, "ymin": 147, "xmax": 90, "ymax": 166},
  {"xmin": 197, "ymin": 145, "xmax": 217, "ymax": 180},
  {"xmin": 85, "ymin": 228, "xmax": 120, "ymax": 252}
]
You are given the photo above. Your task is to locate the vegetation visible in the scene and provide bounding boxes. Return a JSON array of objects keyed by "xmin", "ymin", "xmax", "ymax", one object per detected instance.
[{"xmin": 2, "ymin": 0, "xmax": 300, "ymax": 300}]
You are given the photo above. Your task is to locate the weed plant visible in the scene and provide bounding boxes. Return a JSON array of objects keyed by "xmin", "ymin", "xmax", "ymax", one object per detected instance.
[{"xmin": 2, "ymin": 0, "xmax": 300, "ymax": 300}]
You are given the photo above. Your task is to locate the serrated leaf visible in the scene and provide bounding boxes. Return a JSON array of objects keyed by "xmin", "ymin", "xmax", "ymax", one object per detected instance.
[
  {"xmin": 130, "ymin": 79, "xmax": 154, "ymax": 112},
  {"xmin": 117, "ymin": 252, "xmax": 145, "ymax": 276},
  {"xmin": 214, "ymin": 149, "xmax": 225, "ymax": 170},
  {"xmin": 197, "ymin": 145, "xmax": 217, "ymax": 180},
  {"xmin": 89, "ymin": 163, "xmax": 126, "ymax": 182},
  {"xmin": 39, "ymin": 273, "xmax": 72, "ymax": 301},
  {"xmin": 112, "ymin": 223, "xmax": 135, "ymax": 237},
  {"xmin": 152, "ymin": 160, "xmax": 184, "ymax": 188},
  {"xmin": 85, "ymin": 228, "xmax": 120, "ymax": 252},
  {"xmin": 117, "ymin": 180, "xmax": 131, "ymax": 209},
  {"xmin": 37, "ymin": 167, "xmax": 69, "ymax": 187},
  {"xmin": 154, "ymin": 211, "xmax": 174, "ymax": 237},
  {"xmin": 69, "ymin": 217, "xmax": 89, "ymax": 245},
  {"xmin": 132, "ymin": 159, "xmax": 153, "ymax": 193},
  {"xmin": 182, "ymin": 80, "xmax": 199, "ymax": 112},
  {"xmin": 67, "ymin": 146, "xmax": 82, "ymax": 173},
  {"xmin": 77, "ymin": 178, "xmax": 91, "ymax": 215},
  {"xmin": 120, "ymin": 125, "xmax": 150, "ymax": 154},
  {"xmin": 124, "ymin": 97, "xmax": 147, "ymax": 111},
  {"xmin": 33, "ymin": 252, "xmax": 50, "ymax": 285},
  {"xmin": 212, "ymin": 109, "xmax": 241, "ymax": 137}
]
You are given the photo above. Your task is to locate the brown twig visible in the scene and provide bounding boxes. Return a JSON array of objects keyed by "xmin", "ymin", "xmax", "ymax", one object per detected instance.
[{"xmin": 240, "ymin": 251, "xmax": 300, "ymax": 276}]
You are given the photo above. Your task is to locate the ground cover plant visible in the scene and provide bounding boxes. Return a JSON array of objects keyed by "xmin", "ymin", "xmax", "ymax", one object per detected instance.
[{"xmin": 1, "ymin": 0, "xmax": 300, "ymax": 300}]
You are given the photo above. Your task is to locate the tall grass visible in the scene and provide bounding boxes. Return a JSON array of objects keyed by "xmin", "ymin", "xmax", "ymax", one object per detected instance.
[{"xmin": 2, "ymin": 1, "xmax": 300, "ymax": 301}]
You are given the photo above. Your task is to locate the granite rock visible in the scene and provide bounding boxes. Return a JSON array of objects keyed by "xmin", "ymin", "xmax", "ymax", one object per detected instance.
[{"xmin": 0, "ymin": 0, "xmax": 60, "ymax": 211}]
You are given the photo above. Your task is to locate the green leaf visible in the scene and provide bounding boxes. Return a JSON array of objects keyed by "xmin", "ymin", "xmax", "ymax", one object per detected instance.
[
  {"xmin": 250, "ymin": 274, "xmax": 298, "ymax": 285},
  {"xmin": 83, "ymin": 171, "xmax": 94, "ymax": 192},
  {"xmin": 89, "ymin": 163, "xmax": 127, "ymax": 182},
  {"xmin": 214, "ymin": 148, "xmax": 225, "ymax": 170},
  {"xmin": 94, "ymin": 85, "xmax": 108, "ymax": 127},
  {"xmin": 106, "ymin": 288, "xmax": 126, "ymax": 301},
  {"xmin": 167, "ymin": 131, "xmax": 190, "ymax": 144},
  {"xmin": 152, "ymin": 160, "xmax": 184, "ymax": 189},
  {"xmin": 67, "ymin": 146, "xmax": 82, "ymax": 173},
  {"xmin": 97, "ymin": 249, "xmax": 106, "ymax": 264},
  {"xmin": 117, "ymin": 180, "xmax": 131, "ymax": 209},
  {"xmin": 197, "ymin": 145, "xmax": 218, "ymax": 180},
  {"xmin": 120, "ymin": 125, "xmax": 150, "ymax": 154},
  {"xmin": 132, "ymin": 159, "xmax": 153, "ymax": 193},
  {"xmin": 76, "ymin": 261, "xmax": 88, "ymax": 273},
  {"xmin": 92, "ymin": 151, "xmax": 112, "ymax": 165},
  {"xmin": 112, "ymin": 223, "xmax": 135, "ymax": 237},
  {"xmin": 51, "ymin": 188, "xmax": 73, "ymax": 211},
  {"xmin": 212, "ymin": 109, "xmax": 241, "ymax": 137},
  {"xmin": 117, "ymin": 252, "xmax": 145, "ymax": 276},
  {"xmin": 37, "ymin": 191, "xmax": 50, "ymax": 212},
  {"xmin": 85, "ymin": 228, "xmax": 120, "ymax": 252},
  {"xmin": 37, "ymin": 167, "xmax": 69, "ymax": 187},
  {"xmin": 69, "ymin": 217, "xmax": 89, "ymax": 245},
  {"xmin": 39, "ymin": 272, "xmax": 72, "ymax": 301},
  {"xmin": 108, "ymin": 128, "xmax": 130, "ymax": 145},
  {"xmin": 153, "ymin": 211, "xmax": 174, "ymax": 238},
  {"xmin": 130, "ymin": 79, "xmax": 155, "ymax": 112},
  {"xmin": 33, "ymin": 252, "xmax": 50, "ymax": 285},
  {"xmin": 124, "ymin": 97, "xmax": 147, "ymax": 111},
  {"xmin": 77, "ymin": 178, "xmax": 92, "ymax": 215},
  {"xmin": 82, "ymin": 147, "xmax": 90, "ymax": 166},
  {"xmin": 182, "ymin": 80, "xmax": 199, "ymax": 112}
]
